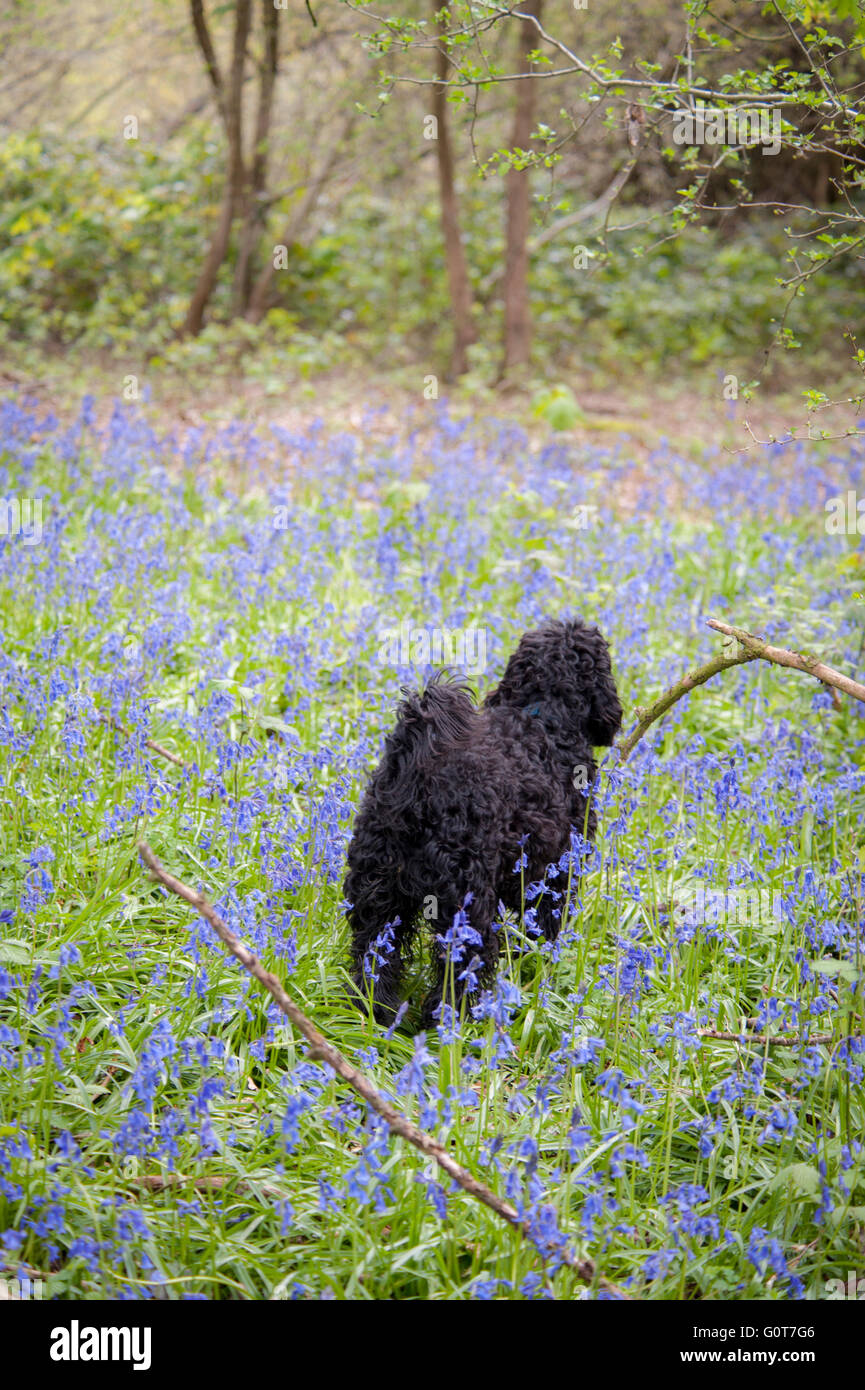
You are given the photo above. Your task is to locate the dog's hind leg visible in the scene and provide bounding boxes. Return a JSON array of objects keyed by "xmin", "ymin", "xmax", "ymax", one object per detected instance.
[
  {"xmin": 533, "ymin": 889, "xmax": 566, "ymax": 942},
  {"xmin": 346, "ymin": 870, "xmax": 420, "ymax": 1025},
  {"xmin": 419, "ymin": 884, "xmax": 499, "ymax": 1030}
]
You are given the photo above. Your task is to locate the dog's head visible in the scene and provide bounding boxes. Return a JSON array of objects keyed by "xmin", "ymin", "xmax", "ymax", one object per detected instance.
[{"xmin": 484, "ymin": 617, "xmax": 622, "ymax": 748}]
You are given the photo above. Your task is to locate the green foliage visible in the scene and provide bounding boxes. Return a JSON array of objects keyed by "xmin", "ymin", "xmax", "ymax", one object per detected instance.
[
  {"xmin": 531, "ymin": 383, "xmax": 586, "ymax": 430},
  {"xmin": 791, "ymin": 0, "xmax": 865, "ymax": 39},
  {"xmin": 0, "ymin": 133, "xmax": 221, "ymax": 348},
  {"xmin": 1, "ymin": 126, "xmax": 864, "ymax": 386},
  {"xmin": 534, "ymin": 224, "xmax": 861, "ymax": 376}
]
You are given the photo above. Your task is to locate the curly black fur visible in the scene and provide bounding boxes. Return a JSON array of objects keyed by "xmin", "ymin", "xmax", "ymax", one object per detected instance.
[{"xmin": 344, "ymin": 617, "xmax": 622, "ymax": 1028}]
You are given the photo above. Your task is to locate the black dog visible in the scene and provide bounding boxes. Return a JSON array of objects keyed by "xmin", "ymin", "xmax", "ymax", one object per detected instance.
[{"xmin": 344, "ymin": 618, "xmax": 622, "ymax": 1028}]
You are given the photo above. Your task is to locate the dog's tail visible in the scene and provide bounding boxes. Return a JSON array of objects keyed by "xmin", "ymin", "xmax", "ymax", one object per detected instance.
[{"xmin": 377, "ymin": 672, "xmax": 476, "ymax": 796}]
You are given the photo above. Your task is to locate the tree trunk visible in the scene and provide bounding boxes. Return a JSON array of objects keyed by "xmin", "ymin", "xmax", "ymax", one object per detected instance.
[
  {"xmin": 182, "ymin": 0, "xmax": 252, "ymax": 338},
  {"xmin": 500, "ymin": 0, "xmax": 542, "ymax": 381},
  {"xmin": 432, "ymin": 6, "xmax": 475, "ymax": 378},
  {"xmin": 233, "ymin": 0, "xmax": 279, "ymax": 317},
  {"xmin": 245, "ymin": 111, "xmax": 355, "ymax": 323}
]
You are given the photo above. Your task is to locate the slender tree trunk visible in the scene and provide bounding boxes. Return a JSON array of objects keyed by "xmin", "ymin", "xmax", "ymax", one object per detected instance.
[
  {"xmin": 245, "ymin": 112, "xmax": 355, "ymax": 323},
  {"xmin": 432, "ymin": 6, "xmax": 475, "ymax": 378},
  {"xmin": 500, "ymin": 0, "xmax": 542, "ymax": 380},
  {"xmin": 233, "ymin": 0, "xmax": 279, "ymax": 316},
  {"xmin": 182, "ymin": 0, "xmax": 252, "ymax": 338}
]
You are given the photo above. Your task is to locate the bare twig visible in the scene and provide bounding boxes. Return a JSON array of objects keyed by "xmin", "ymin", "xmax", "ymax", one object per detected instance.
[
  {"xmin": 137, "ymin": 841, "xmax": 624, "ymax": 1295},
  {"xmin": 100, "ymin": 714, "xmax": 187, "ymax": 770},
  {"xmin": 126, "ymin": 1173, "xmax": 290, "ymax": 1202},
  {"xmin": 698, "ymin": 1028, "xmax": 861, "ymax": 1047}
]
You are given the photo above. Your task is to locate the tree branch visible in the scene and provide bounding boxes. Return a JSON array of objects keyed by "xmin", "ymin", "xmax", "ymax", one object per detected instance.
[
  {"xmin": 617, "ymin": 617, "xmax": 865, "ymax": 765},
  {"xmin": 531, "ymin": 156, "xmax": 638, "ymax": 254},
  {"xmin": 137, "ymin": 840, "xmax": 624, "ymax": 1295},
  {"xmin": 706, "ymin": 620, "xmax": 865, "ymax": 704},
  {"xmin": 698, "ymin": 1028, "xmax": 862, "ymax": 1047},
  {"xmin": 190, "ymin": 0, "xmax": 227, "ymax": 128},
  {"xmin": 100, "ymin": 713, "xmax": 187, "ymax": 770},
  {"xmin": 617, "ymin": 647, "xmax": 756, "ymax": 763},
  {"xmin": 477, "ymin": 155, "xmax": 638, "ymax": 300}
]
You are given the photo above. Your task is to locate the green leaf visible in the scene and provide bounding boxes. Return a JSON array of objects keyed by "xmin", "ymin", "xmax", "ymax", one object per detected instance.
[
  {"xmin": 770, "ymin": 1163, "xmax": 821, "ymax": 1197},
  {"xmin": 811, "ymin": 959, "xmax": 860, "ymax": 983}
]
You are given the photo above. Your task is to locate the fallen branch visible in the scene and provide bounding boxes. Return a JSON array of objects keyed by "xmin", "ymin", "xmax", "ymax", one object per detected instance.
[
  {"xmin": 698, "ymin": 1028, "xmax": 862, "ymax": 1048},
  {"xmin": 617, "ymin": 617, "xmax": 864, "ymax": 764},
  {"xmin": 137, "ymin": 840, "xmax": 623, "ymax": 1296},
  {"xmin": 101, "ymin": 713, "xmax": 187, "ymax": 770},
  {"xmin": 478, "ymin": 156, "xmax": 638, "ymax": 298},
  {"xmin": 127, "ymin": 1173, "xmax": 290, "ymax": 1203},
  {"xmin": 706, "ymin": 620, "xmax": 865, "ymax": 704},
  {"xmin": 0, "ymin": 1259, "xmax": 49, "ymax": 1284},
  {"xmin": 617, "ymin": 646, "xmax": 756, "ymax": 763}
]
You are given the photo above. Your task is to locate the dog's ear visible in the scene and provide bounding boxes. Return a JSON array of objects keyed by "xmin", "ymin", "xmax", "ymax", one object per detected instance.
[
  {"xmin": 557, "ymin": 618, "xmax": 623, "ymax": 746},
  {"xmin": 576, "ymin": 624, "xmax": 622, "ymax": 746}
]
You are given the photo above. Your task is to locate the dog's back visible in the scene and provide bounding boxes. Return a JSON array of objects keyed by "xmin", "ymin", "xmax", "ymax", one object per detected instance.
[{"xmin": 356, "ymin": 674, "xmax": 477, "ymax": 824}]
